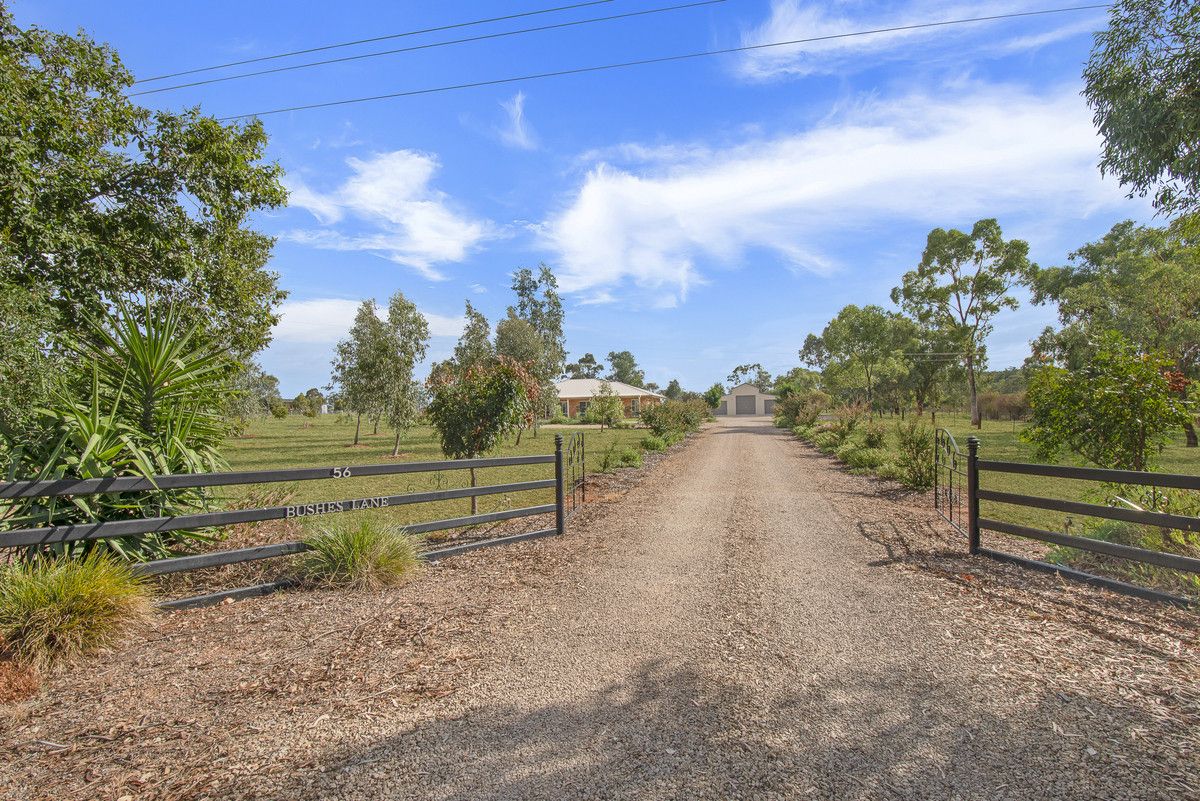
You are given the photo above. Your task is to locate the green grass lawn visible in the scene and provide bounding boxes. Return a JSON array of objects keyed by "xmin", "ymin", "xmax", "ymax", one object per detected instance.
[{"xmin": 219, "ymin": 416, "xmax": 646, "ymax": 529}]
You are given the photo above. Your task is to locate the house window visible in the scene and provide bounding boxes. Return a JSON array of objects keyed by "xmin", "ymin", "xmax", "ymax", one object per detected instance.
[
  {"xmin": 631, "ymin": 398, "xmax": 640, "ymax": 416},
  {"xmin": 577, "ymin": 401, "xmax": 589, "ymax": 416},
  {"xmin": 560, "ymin": 402, "xmax": 569, "ymax": 416}
]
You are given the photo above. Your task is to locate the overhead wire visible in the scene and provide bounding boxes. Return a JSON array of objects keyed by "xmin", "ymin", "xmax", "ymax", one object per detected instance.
[
  {"xmin": 133, "ymin": 0, "xmax": 618, "ymax": 83},
  {"xmin": 213, "ymin": 4, "xmax": 1110, "ymax": 121},
  {"xmin": 131, "ymin": 0, "xmax": 726, "ymax": 97}
]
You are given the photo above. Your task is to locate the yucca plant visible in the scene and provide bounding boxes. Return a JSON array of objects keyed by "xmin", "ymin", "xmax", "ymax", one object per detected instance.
[
  {"xmin": 1, "ymin": 300, "xmax": 234, "ymax": 561},
  {"xmin": 0, "ymin": 552, "xmax": 152, "ymax": 671},
  {"xmin": 302, "ymin": 517, "xmax": 423, "ymax": 590}
]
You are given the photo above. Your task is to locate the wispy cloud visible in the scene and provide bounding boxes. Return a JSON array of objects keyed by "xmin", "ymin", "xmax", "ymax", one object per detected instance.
[
  {"xmin": 272, "ymin": 298, "xmax": 464, "ymax": 345},
  {"xmin": 497, "ymin": 91, "xmax": 538, "ymax": 150},
  {"xmin": 736, "ymin": 1, "xmax": 1105, "ymax": 81},
  {"xmin": 284, "ymin": 150, "xmax": 494, "ymax": 281},
  {"xmin": 540, "ymin": 83, "xmax": 1132, "ymax": 306}
]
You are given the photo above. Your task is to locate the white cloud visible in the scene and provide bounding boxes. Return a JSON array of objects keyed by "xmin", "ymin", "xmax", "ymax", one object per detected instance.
[
  {"xmin": 284, "ymin": 150, "xmax": 494, "ymax": 280},
  {"xmin": 541, "ymin": 83, "xmax": 1133, "ymax": 305},
  {"xmin": 272, "ymin": 298, "xmax": 464, "ymax": 345},
  {"xmin": 497, "ymin": 91, "xmax": 538, "ymax": 150},
  {"xmin": 736, "ymin": 1, "xmax": 1104, "ymax": 81}
]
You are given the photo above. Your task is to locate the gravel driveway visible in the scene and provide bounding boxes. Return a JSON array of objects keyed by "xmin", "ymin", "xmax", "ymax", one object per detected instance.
[
  {"xmin": 3, "ymin": 417, "xmax": 1196, "ymax": 800},
  {"xmin": 283, "ymin": 417, "xmax": 1198, "ymax": 800}
]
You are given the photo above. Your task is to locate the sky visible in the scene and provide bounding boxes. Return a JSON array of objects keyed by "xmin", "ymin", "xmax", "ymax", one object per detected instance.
[{"xmin": 15, "ymin": 0, "xmax": 1155, "ymax": 395}]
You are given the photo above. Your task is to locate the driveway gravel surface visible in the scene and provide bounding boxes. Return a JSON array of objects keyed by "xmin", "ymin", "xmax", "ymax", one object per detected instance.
[{"xmin": 2, "ymin": 417, "xmax": 1196, "ymax": 800}]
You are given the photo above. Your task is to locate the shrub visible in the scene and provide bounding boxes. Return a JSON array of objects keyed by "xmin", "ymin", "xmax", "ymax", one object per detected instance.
[
  {"xmin": 827, "ymin": 404, "xmax": 865, "ymax": 444},
  {"xmin": 844, "ymin": 447, "xmax": 888, "ymax": 470},
  {"xmin": 811, "ymin": 431, "xmax": 840, "ymax": 454},
  {"xmin": 617, "ymin": 448, "xmax": 643, "ymax": 468},
  {"xmin": 862, "ymin": 421, "xmax": 887, "ymax": 449},
  {"xmin": 792, "ymin": 424, "xmax": 814, "ymax": 441},
  {"xmin": 302, "ymin": 517, "xmax": 422, "ymax": 590},
  {"xmin": 0, "ymin": 553, "xmax": 151, "ymax": 671},
  {"xmin": 893, "ymin": 418, "xmax": 935, "ymax": 490},
  {"xmin": 773, "ymin": 390, "xmax": 831, "ymax": 429},
  {"xmin": 640, "ymin": 435, "xmax": 667, "ymax": 452},
  {"xmin": 642, "ymin": 399, "xmax": 707, "ymax": 438},
  {"xmin": 2, "ymin": 302, "xmax": 233, "ymax": 560},
  {"xmin": 269, "ymin": 398, "xmax": 289, "ymax": 419}
]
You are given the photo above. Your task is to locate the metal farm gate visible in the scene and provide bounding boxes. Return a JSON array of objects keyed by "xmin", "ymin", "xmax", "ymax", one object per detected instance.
[
  {"xmin": 935, "ymin": 430, "xmax": 1199, "ymax": 605},
  {"xmin": 1, "ymin": 435, "xmax": 589, "ymax": 609}
]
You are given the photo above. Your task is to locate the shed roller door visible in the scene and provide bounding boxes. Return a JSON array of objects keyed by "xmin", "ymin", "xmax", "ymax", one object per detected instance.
[
  {"xmin": 735, "ymin": 395, "xmax": 757, "ymax": 415},
  {"xmin": 764, "ymin": 399, "xmax": 775, "ymax": 415}
]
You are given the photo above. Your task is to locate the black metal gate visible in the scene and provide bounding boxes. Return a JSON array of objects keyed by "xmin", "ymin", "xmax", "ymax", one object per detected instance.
[
  {"xmin": 1, "ymin": 436, "xmax": 578, "ymax": 609},
  {"xmin": 936, "ymin": 432, "xmax": 1199, "ymax": 605}
]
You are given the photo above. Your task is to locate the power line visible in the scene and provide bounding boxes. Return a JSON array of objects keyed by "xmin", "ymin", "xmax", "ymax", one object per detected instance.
[
  {"xmin": 132, "ymin": 0, "xmax": 726, "ymax": 97},
  {"xmin": 133, "ymin": 0, "xmax": 617, "ymax": 84},
  {"xmin": 216, "ymin": 4, "xmax": 1109, "ymax": 121}
]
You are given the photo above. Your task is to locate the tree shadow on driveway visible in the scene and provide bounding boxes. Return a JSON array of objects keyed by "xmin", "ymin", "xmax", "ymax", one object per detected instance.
[{"xmin": 277, "ymin": 653, "xmax": 1177, "ymax": 801}]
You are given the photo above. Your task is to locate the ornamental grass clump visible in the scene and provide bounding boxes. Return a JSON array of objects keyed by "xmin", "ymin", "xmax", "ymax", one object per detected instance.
[
  {"xmin": 302, "ymin": 517, "xmax": 422, "ymax": 590},
  {"xmin": 0, "ymin": 553, "xmax": 152, "ymax": 671}
]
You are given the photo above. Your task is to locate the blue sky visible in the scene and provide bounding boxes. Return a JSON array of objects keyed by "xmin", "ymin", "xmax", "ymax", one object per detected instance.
[{"xmin": 16, "ymin": 1, "xmax": 1153, "ymax": 394}]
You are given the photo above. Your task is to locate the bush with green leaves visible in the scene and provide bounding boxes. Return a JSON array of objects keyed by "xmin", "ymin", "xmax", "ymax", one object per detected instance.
[
  {"xmin": 773, "ymin": 390, "xmax": 830, "ymax": 429},
  {"xmin": 641, "ymin": 399, "xmax": 707, "ymax": 439},
  {"xmin": 1025, "ymin": 333, "xmax": 1195, "ymax": 472},
  {"xmin": 893, "ymin": 418, "xmax": 935, "ymax": 490},
  {"xmin": 1, "ymin": 301, "xmax": 235, "ymax": 561},
  {"xmin": 845, "ymin": 447, "xmax": 889, "ymax": 471},
  {"xmin": 829, "ymin": 404, "xmax": 865, "ymax": 443},
  {"xmin": 640, "ymin": 435, "xmax": 667, "ymax": 452},
  {"xmin": 302, "ymin": 516, "xmax": 422, "ymax": 590},
  {"xmin": 582, "ymin": 381, "xmax": 626, "ymax": 429},
  {"xmin": 0, "ymin": 553, "xmax": 152, "ymax": 670},
  {"xmin": 862, "ymin": 421, "xmax": 887, "ymax": 449}
]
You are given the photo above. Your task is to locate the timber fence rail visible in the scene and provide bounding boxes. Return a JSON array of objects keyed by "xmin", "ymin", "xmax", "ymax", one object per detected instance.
[
  {"xmin": 0, "ymin": 435, "xmax": 574, "ymax": 610},
  {"xmin": 940, "ymin": 431, "xmax": 1200, "ymax": 606}
]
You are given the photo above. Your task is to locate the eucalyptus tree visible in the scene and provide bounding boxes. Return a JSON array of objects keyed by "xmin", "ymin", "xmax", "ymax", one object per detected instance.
[
  {"xmin": 1084, "ymin": 0, "xmax": 1200, "ymax": 217},
  {"xmin": 453, "ymin": 301, "xmax": 494, "ymax": 371},
  {"xmin": 565, "ymin": 353, "xmax": 604, "ymax": 379},
  {"xmin": 605, "ymin": 351, "xmax": 645, "ymax": 386},
  {"xmin": 331, "ymin": 300, "xmax": 389, "ymax": 445},
  {"xmin": 802, "ymin": 305, "xmax": 910, "ymax": 417},
  {"xmin": 381, "ymin": 292, "xmax": 430, "ymax": 456},
  {"xmin": 891, "ymin": 219, "xmax": 1035, "ymax": 428}
]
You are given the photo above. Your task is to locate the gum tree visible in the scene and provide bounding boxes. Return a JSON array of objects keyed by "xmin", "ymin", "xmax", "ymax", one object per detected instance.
[{"xmin": 892, "ymin": 219, "xmax": 1035, "ymax": 428}]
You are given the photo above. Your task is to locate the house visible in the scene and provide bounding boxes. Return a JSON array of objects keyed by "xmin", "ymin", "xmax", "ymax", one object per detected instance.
[
  {"xmin": 554, "ymin": 378, "xmax": 666, "ymax": 419},
  {"xmin": 715, "ymin": 382, "xmax": 777, "ymax": 416}
]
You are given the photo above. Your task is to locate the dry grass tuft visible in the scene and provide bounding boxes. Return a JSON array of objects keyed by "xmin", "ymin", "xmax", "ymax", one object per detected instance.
[
  {"xmin": 0, "ymin": 553, "xmax": 152, "ymax": 671},
  {"xmin": 301, "ymin": 516, "xmax": 423, "ymax": 590}
]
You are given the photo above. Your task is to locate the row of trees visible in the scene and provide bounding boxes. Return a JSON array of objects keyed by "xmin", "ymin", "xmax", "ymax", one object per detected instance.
[{"xmin": 790, "ymin": 213, "xmax": 1199, "ymax": 448}]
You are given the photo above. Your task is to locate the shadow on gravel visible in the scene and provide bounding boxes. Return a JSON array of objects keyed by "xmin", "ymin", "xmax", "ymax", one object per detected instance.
[{"xmin": 278, "ymin": 656, "xmax": 1179, "ymax": 801}]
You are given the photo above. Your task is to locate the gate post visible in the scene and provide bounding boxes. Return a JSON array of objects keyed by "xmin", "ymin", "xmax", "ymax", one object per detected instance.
[
  {"xmin": 554, "ymin": 434, "xmax": 566, "ymax": 536},
  {"xmin": 966, "ymin": 436, "xmax": 980, "ymax": 555}
]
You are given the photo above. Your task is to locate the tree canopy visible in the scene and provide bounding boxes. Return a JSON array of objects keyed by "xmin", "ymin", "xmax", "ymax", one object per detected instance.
[
  {"xmin": 892, "ymin": 219, "xmax": 1035, "ymax": 427},
  {"xmin": 1084, "ymin": 0, "xmax": 1200, "ymax": 216},
  {"xmin": 0, "ymin": 8, "xmax": 287, "ymax": 357},
  {"xmin": 605, "ymin": 351, "xmax": 645, "ymax": 386}
]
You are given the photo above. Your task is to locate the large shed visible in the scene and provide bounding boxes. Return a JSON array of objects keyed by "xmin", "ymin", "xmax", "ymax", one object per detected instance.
[{"xmin": 715, "ymin": 382, "xmax": 777, "ymax": 416}]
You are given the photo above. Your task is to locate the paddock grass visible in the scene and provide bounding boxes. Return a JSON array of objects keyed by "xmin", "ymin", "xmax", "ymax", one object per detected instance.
[
  {"xmin": 917, "ymin": 412, "xmax": 1200, "ymax": 532},
  {"xmin": 220, "ymin": 416, "xmax": 645, "ymax": 529}
]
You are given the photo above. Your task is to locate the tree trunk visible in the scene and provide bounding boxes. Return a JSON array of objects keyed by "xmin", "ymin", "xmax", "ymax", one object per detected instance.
[
  {"xmin": 1185, "ymin": 420, "xmax": 1198, "ymax": 448},
  {"xmin": 373, "ymin": 417, "xmax": 379, "ymax": 436},
  {"xmin": 967, "ymin": 354, "xmax": 981, "ymax": 429},
  {"xmin": 353, "ymin": 413, "xmax": 362, "ymax": 446},
  {"xmin": 469, "ymin": 467, "xmax": 477, "ymax": 515},
  {"xmin": 515, "ymin": 426, "xmax": 523, "ymax": 446},
  {"xmin": 392, "ymin": 429, "xmax": 401, "ymax": 457}
]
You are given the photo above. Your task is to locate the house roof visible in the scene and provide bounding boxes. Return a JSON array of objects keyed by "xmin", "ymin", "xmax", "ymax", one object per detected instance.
[{"xmin": 555, "ymin": 378, "xmax": 666, "ymax": 400}]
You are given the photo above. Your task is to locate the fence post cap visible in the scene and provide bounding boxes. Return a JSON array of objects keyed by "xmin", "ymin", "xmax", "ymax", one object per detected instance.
[{"xmin": 966, "ymin": 436, "xmax": 980, "ymax": 451}]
